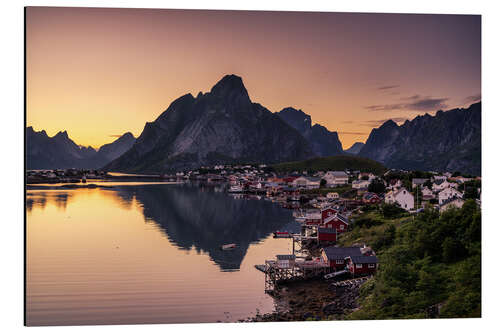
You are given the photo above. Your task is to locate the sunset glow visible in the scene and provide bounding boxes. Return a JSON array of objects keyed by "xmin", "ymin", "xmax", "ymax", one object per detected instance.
[{"xmin": 26, "ymin": 7, "xmax": 480, "ymax": 149}]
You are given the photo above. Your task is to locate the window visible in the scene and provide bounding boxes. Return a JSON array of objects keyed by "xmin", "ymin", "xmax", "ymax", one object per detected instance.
[
  {"xmin": 356, "ymin": 264, "xmax": 363, "ymax": 268},
  {"xmin": 368, "ymin": 264, "xmax": 375, "ymax": 268},
  {"xmin": 336, "ymin": 260, "xmax": 343, "ymax": 264},
  {"xmin": 340, "ymin": 225, "xmax": 344, "ymax": 230},
  {"xmin": 328, "ymin": 211, "xmax": 332, "ymax": 216}
]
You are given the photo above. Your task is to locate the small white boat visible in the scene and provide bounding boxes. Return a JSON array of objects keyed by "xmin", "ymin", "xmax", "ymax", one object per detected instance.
[
  {"xmin": 228, "ymin": 185, "xmax": 243, "ymax": 193},
  {"xmin": 221, "ymin": 243, "xmax": 236, "ymax": 250}
]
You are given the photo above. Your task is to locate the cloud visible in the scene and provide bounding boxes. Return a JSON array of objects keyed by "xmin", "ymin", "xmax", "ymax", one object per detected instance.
[
  {"xmin": 377, "ymin": 85, "xmax": 400, "ymax": 90},
  {"xmin": 463, "ymin": 93, "xmax": 481, "ymax": 104},
  {"xmin": 109, "ymin": 134, "xmax": 123, "ymax": 138},
  {"xmin": 365, "ymin": 95, "xmax": 449, "ymax": 112}
]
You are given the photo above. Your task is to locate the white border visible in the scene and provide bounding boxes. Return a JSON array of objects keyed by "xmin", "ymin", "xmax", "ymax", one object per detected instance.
[{"xmin": 2, "ymin": 1, "xmax": 499, "ymax": 332}]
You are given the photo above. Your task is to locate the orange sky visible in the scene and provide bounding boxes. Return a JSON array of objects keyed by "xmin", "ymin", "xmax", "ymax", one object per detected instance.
[{"xmin": 26, "ymin": 7, "xmax": 481, "ymax": 149}]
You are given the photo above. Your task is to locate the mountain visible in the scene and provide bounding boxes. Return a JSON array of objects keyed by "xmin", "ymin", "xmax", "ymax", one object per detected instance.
[
  {"xmin": 26, "ymin": 127, "xmax": 135, "ymax": 170},
  {"xmin": 104, "ymin": 75, "xmax": 315, "ymax": 173},
  {"xmin": 277, "ymin": 107, "xmax": 344, "ymax": 156},
  {"xmin": 358, "ymin": 102, "xmax": 481, "ymax": 175},
  {"xmin": 344, "ymin": 142, "xmax": 364, "ymax": 155},
  {"xmin": 96, "ymin": 132, "xmax": 136, "ymax": 162},
  {"xmin": 272, "ymin": 155, "xmax": 386, "ymax": 175}
]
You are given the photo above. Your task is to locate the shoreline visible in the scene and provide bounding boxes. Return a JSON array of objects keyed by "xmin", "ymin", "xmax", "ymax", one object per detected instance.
[{"xmin": 241, "ymin": 277, "xmax": 369, "ymax": 322}]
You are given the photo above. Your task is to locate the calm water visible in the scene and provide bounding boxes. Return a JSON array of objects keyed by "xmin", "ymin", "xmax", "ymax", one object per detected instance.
[{"xmin": 26, "ymin": 182, "xmax": 299, "ymax": 326}]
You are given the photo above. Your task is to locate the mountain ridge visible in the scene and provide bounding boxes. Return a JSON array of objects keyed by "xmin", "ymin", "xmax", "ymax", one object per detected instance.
[{"xmin": 359, "ymin": 102, "xmax": 481, "ymax": 175}]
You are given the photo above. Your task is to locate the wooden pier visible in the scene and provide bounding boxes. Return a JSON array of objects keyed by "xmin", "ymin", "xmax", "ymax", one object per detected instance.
[{"xmin": 263, "ymin": 258, "xmax": 331, "ymax": 293}]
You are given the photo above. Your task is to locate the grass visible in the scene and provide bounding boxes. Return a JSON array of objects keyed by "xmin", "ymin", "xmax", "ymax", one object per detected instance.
[{"xmin": 272, "ymin": 155, "xmax": 387, "ymax": 175}]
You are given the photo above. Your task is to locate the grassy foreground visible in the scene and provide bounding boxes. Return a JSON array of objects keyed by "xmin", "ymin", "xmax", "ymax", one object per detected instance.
[{"xmin": 339, "ymin": 201, "xmax": 481, "ymax": 319}]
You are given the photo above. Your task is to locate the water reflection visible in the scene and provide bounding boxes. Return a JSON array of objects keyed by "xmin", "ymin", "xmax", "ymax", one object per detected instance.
[
  {"xmin": 111, "ymin": 183, "xmax": 294, "ymax": 270},
  {"xmin": 27, "ymin": 183, "xmax": 296, "ymax": 271},
  {"xmin": 26, "ymin": 191, "xmax": 73, "ymax": 212}
]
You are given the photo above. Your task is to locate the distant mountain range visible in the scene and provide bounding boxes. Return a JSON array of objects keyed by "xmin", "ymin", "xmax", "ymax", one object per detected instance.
[
  {"xmin": 26, "ymin": 127, "xmax": 135, "ymax": 170},
  {"xmin": 358, "ymin": 102, "xmax": 481, "ymax": 175},
  {"xmin": 344, "ymin": 142, "xmax": 365, "ymax": 155},
  {"xmin": 277, "ymin": 107, "xmax": 344, "ymax": 156},
  {"xmin": 104, "ymin": 75, "xmax": 315, "ymax": 172},
  {"xmin": 25, "ymin": 74, "xmax": 481, "ymax": 175}
]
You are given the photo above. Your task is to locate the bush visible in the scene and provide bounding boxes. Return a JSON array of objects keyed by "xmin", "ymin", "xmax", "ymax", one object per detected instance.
[{"xmin": 381, "ymin": 203, "xmax": 406, "ymax": 218}]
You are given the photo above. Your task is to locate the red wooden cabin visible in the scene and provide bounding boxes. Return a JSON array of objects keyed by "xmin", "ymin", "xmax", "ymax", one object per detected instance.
[
  {"xmin": 317, "ymin": 227, "xmax": 337, "ymax": 243},
  {"xmin": 346, "ymin": 255, "xmax": 378, "ymax": 275},
  {"xmin": 321, "ymin": 207, "xmax": 338, "ymax": 221},
  {"xmin": 322, "ymin": 213, "xmax": 349, "ymax": 233},
  {"xmin": 321, "ymin": 246, "xmax": 364, "ymax": 270}
]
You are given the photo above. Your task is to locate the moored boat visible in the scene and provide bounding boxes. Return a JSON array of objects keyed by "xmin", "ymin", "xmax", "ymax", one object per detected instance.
[{"xmin": 221, "ymin": 243, "xmax": 236, "ymax": 250}]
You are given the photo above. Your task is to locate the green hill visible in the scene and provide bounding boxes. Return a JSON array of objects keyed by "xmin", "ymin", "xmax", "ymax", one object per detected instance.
[{"xmin": 271, "ymin": 155, "xmax": 386, "ymax": 175}]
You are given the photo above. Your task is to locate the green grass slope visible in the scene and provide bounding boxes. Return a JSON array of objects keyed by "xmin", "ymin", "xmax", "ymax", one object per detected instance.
[{"xmin": 272, "ymin": 155, "xmax": 386, "ymax": 175}]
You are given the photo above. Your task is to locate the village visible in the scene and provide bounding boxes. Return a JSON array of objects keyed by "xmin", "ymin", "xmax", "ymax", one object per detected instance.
[{"xmin": 26, "ymin": 163, "xmax": 481, "ymax": 320}]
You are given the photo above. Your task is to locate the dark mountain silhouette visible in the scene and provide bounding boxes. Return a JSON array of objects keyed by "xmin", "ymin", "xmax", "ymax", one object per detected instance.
[
  {"xmin": 344, "ymin": 142, "xmax": 365, "ymax": 155},
  {"xmin": 26, "ymin": 127, "xmax": 135, "ymax": 170},
  {"xmin": 104, "ymin": 75, "xmax": 315, "ymax": 172},
  {"xmin": 359, "ymin": 102, "xmax": 481, "ymax": 175},
  {"xmin": 277, "ymin": 107, "xmax": 344, "ymax": 156}
]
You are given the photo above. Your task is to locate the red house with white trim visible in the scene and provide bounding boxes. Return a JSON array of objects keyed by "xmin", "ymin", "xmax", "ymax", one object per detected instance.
[
  {"xmin": 321, "ymin": 207, "xmax": 338, "ymax": 221},
  {"xmin": 346, "ymin": 256, "xmax": 378, "ymax": 275},
  {"xmin": 323, "ymin": 213, "xmax": 349, "ymax": 233}
]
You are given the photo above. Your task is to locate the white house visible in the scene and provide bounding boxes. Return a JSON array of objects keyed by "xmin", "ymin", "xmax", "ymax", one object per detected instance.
[
  {"xmin": 292, "ymin": 176, "xmax": 321, "ymax": 189},
  {"xmin": 326, "ymin": 192, "xmax": 340, "ymax": 199},
  {"xmin": 385, "ymin": 187, "xmax": 414, "ymax": 211},
  {"xmin": 323, "ymin": 171, "xmax": 349, "ymax": 187},
  {"xmin": 358, "ymin": 172, "xmax": 376, "ymax": 181},
  {"xmin": 438, "ymin": 187, "xmax": 463, "ymax": 205},
  {"xmin": 421, "ymin": 186, "xmax": 435, "ymax": 200},
  {"xmin": 352, "ymin": 179, "xmax": 371, "ymax": 189},
  {"xmin": 432, "ymin": 179, "xmax": 452, "ymax": 192},
  {"xmin": 439, "ymin": 197, "xmax": 465, "ymax": 212},
  {"xmin": 433, "ymin": 175, "xmax": 448, "ymax": 182}
]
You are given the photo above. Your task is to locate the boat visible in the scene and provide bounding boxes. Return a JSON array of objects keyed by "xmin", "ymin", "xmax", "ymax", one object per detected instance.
[
  {"xmin": 228, "ymin": 185, "xmax": 243, "ymax": 193},
  {"xmin": 273, "ymin": 231, "xmax": 291, "ymax": 238},
  {"xmin": 221, "ymin": 243, "xmax": 236, "ymax": 250}
]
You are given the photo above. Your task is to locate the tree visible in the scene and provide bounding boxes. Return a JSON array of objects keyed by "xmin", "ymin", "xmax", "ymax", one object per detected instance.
[
  {"xmin": 320, "ymin": 178, "xmax": 327, "ymax": 188},
  {"xmin": 368, "ymin": 178, "xmax": 386, "ymax": 194}
]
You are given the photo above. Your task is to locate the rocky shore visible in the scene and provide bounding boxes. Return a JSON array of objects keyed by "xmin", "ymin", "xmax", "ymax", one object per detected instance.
[{"xmin": 241, "ymin": 277, "xmax": 370, "ymax": 322}]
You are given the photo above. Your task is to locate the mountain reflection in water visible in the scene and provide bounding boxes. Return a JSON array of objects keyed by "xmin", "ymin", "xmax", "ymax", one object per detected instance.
[{"xmin": 110, "ymin": 183, "xmax": 295, "ymax": 270}]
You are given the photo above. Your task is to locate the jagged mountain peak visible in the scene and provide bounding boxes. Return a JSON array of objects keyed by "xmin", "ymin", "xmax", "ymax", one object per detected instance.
[
  {"xmin": 104, "ymin": 75, "xmax": 314, "ymax": 172},
  {"xmin": 277, "ymin": 107, "xmax": 343, "ymax": 156},
  {"xmin": 359, "ymin": 102, "xmax": 481, "ymax": 175},
  {"xmin": 210, "ymin": 74, "xmax": 249, "ymax": 100}
]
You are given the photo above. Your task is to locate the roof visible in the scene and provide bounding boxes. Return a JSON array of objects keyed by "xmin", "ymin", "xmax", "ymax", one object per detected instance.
[
  {"xmin": 349, "ymin": 255, "xmax": 378, "ymax": 264},
  {"xmin": 276, "ymin": 254, "xmax": 296, "ymax": 260},
  {"xmin": 439, "ymin": 196, "xmax": 465, "ymax": 207},
  {"xmin": 318, "ymin": 227, "xmax": 337, "ymax": 234},
  {"xmin": 328, "ymin": 171, "xmax": 348, "ymax": 177},
  {"xmin": 434, "ymin": 179, "xmax": 446, "ymax": 185},
  {"xmin": 322, "ymin": 246, "xmax": 362, "ymax": 260},
  {"xmin": 412, "ymin": 178, "xmax": 428, "ymax": 185}
]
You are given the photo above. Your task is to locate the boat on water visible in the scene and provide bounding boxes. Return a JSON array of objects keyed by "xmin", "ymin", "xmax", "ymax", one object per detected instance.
[
  {"xmin": 273, "ymin": 231, "xmax": 292, "ymax": 238},
  {"xmin": 228, "ymin": 185, "xmax": 243, "ymax": 193},
  {"xmin": 221, "ymin": 243, "xmax": 237, "ymax": 250}
]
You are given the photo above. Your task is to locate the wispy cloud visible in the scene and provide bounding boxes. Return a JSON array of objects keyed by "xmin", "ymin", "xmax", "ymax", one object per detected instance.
[
  {"xmin": 109, "ymin": 134, "xmax": 122, "ymax": 138},
  {"xmin": 365, "ymin": 95, "xmax": 449, "ymax": 112},
  {"xmin": 377, "ymin": 85, "xmax": 400, "ymax": 90},
  {"xmin": 463, "ymin": 93, "xmax": 481, "ymax": 104}
]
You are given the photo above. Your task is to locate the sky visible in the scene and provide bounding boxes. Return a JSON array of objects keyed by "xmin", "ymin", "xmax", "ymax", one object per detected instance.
[{"xmin": 26, "ymin": 7, "xmax": 481, "ymax": 149}]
